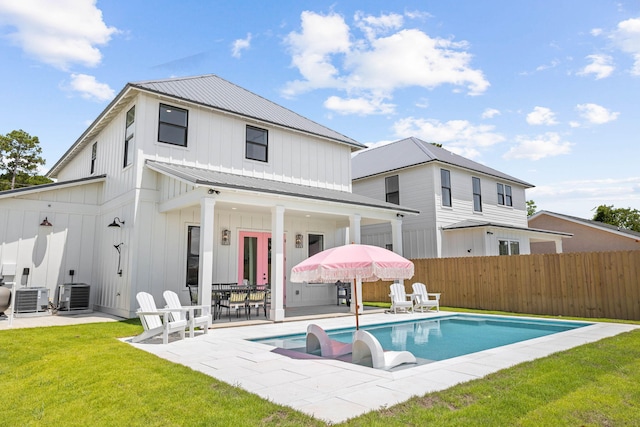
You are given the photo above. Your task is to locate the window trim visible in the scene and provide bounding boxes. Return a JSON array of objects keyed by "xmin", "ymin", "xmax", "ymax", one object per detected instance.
[
  {"xmin": 497, "ymin": 183, "xmax": 513, "ymax": 207},
  {"xmin": 90, "ymin": 142, "xmax": 97, "ymax": 174},
  {"xmin": 472, "ymin": 176, "xmax": 482, "ymax": 212},
  {"xmin": 498, "ymin": 239, "xmax": 520, "ymax": 256},
  {"xmin": 441, "ymin": 169, "xmax": 452, "ymax": 207},
  {"xmin": 385, "ymin": 175, "xmax": 400, "ymax": 205},
  {"xmin": 158, "ymin": 103, "xmax": 188, "ymax": 147},
  {"xmin": 245, "ymin": 125, "xmax": 269, "ymax": 162},
  {"xmin": 123, "ymin": 105, "xmax": 135, "ymax": 168}
]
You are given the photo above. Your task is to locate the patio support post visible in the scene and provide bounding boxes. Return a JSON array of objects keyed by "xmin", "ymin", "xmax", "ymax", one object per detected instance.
[
  {"xmin": 198, "ymin": 197, "xmax": 215, "ymax": 311},
  {"xmin": 348, "ymin": 214, "xmax": 361, "ymax": 244},
  {"xmin": 555, "ymin": 239, "xmax": 563, "ymax": 253},
  {"xmin": 270, "ymin": 205, "xmax": 285, "ymax": 321},
  {"xmin": 391, "ymin": 217, "xmax": 403, "ymax": 256}
]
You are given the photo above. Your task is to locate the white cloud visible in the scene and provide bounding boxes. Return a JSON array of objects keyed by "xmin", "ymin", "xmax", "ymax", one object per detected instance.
[
  {"xmin": 231, "ymin": 33, "xmax": 252, "ymax": 58},
  {"xmin": 67, "ymin": 73, "xmax": 114, "ymax": 101},
  {"xmin": 578, "ymin": 54, "xmax": 614, "ymax": 79},
  {"xmin": 590, "ymin": 28, "xmax": 603, "ymax": 36},
  {"xmin": 393, "ymin": 117, "xmax": 504, "ymax": 159},
  {"xmin": 481, "ymin": 108, "xmax": 500, "ymax": 119},
  {"xmin": 354, "ymin": 11, "xmax": 403, "ymax": 40},
  {"xmin": 0, "ymin": 0, "xmax": 118, "ymax": 70},
  {"xmin": 283, "ymin": 11, "xmax": 489, "ymax": 115},
  {"xmin": 528, "ymin": 176, "xmax": 640, "ymax": 217},
  {"xmin": 576, "ymin": 103, "xmax": 619, "ymax": 124},
  {"xmin": 324, "ymin": 95, "xmax": 395, "ymax": 115},
  {"xmin": 526, "ymin": 106, "xmax": 558, "ymax": 126},
  {"xmin": 503, "ymin": 132, "xmax": 573, "ymax": 161},
  {"xmin": 611, "ymin": 17, "xmax": 640, "ymax": 75}
]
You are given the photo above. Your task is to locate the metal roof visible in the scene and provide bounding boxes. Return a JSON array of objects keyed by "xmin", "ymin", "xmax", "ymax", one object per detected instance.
[
  {"xmin": 0, "ymin": 175, "xmax": 106, "ymax": 199},
  {"xmin": 442, "ymin": 219, "xmax": 573, "ymax": 237},
  {"xmin": 131, "ymin": 74, "xmax": 364, "ymax": 149},
  {"xmin": 352, "ymin": 137, "xmax": 533, "ymax": 187},
  {"xmin": 146, "ymin": 160, "xmax": 418, "ymax": 214},
  {"xmin": 530, "ymin": 210, "xmax": 640, "ymax": 239}
]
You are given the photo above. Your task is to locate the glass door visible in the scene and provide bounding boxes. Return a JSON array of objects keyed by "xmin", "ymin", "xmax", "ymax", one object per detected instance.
[{"xmin": 238, "ymin": 231, "xmax": 271, "ymax": 287}]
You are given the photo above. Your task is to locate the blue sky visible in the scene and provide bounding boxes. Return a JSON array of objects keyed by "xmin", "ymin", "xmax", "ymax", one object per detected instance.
[{"xmin": 0, "ymin": 0, "xmax": 639, "ymax": 218}]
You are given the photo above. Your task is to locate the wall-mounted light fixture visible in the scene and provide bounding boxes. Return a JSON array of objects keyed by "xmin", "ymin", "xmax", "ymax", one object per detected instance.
[
  {"xmin": 486, "ymin": 231, "xmax": 494, "ymax": 235},
  {"xmin": 295, "ymin": 233, "xmax": 303, "ymax": 248},
  {"xmin": 39, "ymin": 217, "xmax": 52, "ymax": 227},
  {"xmin": 108, "ymin": 217, "xmax": 125, "ymax": 228},
  {"xmin": 221, "ymin": 229, "xmax": 231, "ymax": 245}
]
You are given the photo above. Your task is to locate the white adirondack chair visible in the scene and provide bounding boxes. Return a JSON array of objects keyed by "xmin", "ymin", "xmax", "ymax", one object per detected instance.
[
  {"xmin": 352, "ymin": 330, "xmax": 416, "ymax": 370},
  {"xmin": 411, "ymin": 282, "xmax": 440, "ymax": 312},
  {"xmin": 163, "ymin": 290, "xmax": 210, "ymax": 338},
  {"xmin": 132, "ymin": 292, "xmax": 187, "ymax": 345},
  {"xmin": 306, "ymin": 324, "xmax": 353, "ymax": 357},
  {"xmin": 389, "ymin": 282, "xmax": 413, "ymax": 314}
]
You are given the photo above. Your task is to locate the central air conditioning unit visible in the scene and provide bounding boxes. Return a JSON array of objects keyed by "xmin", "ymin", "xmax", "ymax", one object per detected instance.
[
  {"xmin": 56, "ymin": 283, "xmax": 92, "ymax": 314},
  {"xmin": 14, "ymin": 287, "xmax": 50, "ymax": 316}
]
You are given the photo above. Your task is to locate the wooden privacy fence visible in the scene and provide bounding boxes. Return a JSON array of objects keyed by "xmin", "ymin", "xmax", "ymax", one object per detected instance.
[{"xmin": 362, "ymin": 250, "xmax": 640, "ymax": 321}]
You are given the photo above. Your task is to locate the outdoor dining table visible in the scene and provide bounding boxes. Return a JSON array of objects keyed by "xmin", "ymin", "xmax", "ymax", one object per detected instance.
[{"xmin": 211, "ymin": 284, "xmax": 269, "ymax": 320}]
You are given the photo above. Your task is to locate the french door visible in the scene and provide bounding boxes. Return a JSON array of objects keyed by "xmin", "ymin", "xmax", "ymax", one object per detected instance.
[{"xmin": 238, "ymin": 231, "xmax": 271, "ymax": 287}]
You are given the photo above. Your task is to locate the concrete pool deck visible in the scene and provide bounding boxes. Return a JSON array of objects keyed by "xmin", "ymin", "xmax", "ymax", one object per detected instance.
[{"xmin": 126, "ymin": 311, "xmax": 638, "ymax": 424}]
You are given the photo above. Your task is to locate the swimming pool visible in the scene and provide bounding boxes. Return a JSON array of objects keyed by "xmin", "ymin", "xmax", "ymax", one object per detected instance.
[{"xmin": 251, "ymin": 314, "xmax": 592, "ymax": 362}]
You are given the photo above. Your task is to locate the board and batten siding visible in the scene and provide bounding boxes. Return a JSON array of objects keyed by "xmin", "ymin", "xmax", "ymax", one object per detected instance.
[
  {"xmin": 138, "ymin": 95, "xmax": 353, "ymax": 192},
  {"xmin": 0, "ymin": 184, "xmax": 101, "ymax": 302}
]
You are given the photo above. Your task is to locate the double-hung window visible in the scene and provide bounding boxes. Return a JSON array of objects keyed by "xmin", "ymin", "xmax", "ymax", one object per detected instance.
[
  {"xmin": 123, "ymin": 106, "xmax": 135, "ymax": 167},
  {"xmin": 472, "ymin": 177, "xmax": 482, "ymax": 212},
  {"xmin": 90, "ymin": 142, "xmax": 97, "ymax": 174},
  {"xmin": 497, "ymin": 183, "xmax": 512, "ymax": 206},
  {"xmin": 498, "ymin": 239, "xmax": 520, "ymax": 256},
  {"xmin": 385, "ymin": 175, "xmax": 399, "ymax": 205},
  {"xmin": 246, "ymin": 125, "xmax": 268, "ymax": 162},
  {"xmin": 158, "ymin": 103, "xmax": 188, "ymax": 146},
  {"xmin": 441, "ymin": 169, "xmax": 452, "ymax": 207}
]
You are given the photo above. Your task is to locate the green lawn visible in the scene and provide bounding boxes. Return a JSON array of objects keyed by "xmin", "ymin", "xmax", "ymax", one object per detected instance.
[{"xmin": 2, "ymin": 311, "xmax": 640, "ymax": 426}]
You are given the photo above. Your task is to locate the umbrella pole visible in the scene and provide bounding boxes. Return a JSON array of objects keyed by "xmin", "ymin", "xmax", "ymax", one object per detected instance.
[{"xmin": 353, "ymin": 278, "xmax": 359, "ymax": 330}]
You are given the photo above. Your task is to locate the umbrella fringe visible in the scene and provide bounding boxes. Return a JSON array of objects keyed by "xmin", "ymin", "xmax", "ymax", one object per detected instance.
[{"xmin": 290, "ymin": 266, "xmax": 414, "ymax": 283}]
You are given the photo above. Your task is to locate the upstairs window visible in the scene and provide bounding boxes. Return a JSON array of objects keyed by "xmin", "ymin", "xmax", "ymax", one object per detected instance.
[
  {"xmin": 123, "ymin": 106, "xmax": 135, "ymax": 168},
  {"xmin": 499, "ymin": 239, "xmax": 520, "ymax": 256},
  {"xmin": 385, "ymin": 175, "xmax": 399, "ymax": 205},
  {"xmin": 90, "ymin": 142, "xmax": 97, "ymax": 174},
  {"xmin": 246, "ymin": 125, "xmax": 268, "ymax": 162},
  {"xmin": 472, "ymin": 177, "xmax": 482, "ymax": 212},
  {"xmin": 497, "ymin": 183, "xmax": 513, "ymax": 206},
  {"xmin": 158, "ymin": 103, "xmax": 188, "ymax": 146},
  {"xmin": 441, "ymin": 169, "xmax": 452, "ymax": 207}
]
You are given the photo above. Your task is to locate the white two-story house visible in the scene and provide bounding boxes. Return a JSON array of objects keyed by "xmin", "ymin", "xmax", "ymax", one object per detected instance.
[
  {"xmin": 0, "ymin": 74, "xmax": 417, "ymax": 320},
  {"xmin": 352, "ymin": 137, "xmax": 569, "ymax": 258}
]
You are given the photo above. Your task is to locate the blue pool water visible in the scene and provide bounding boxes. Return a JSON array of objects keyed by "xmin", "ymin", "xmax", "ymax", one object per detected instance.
[{"xmin": 251, "ymin": 315, "xmax": 591, "ymax": 362}]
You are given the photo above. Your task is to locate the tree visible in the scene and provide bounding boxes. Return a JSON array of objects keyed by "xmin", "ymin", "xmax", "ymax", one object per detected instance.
[
  {"xmin": 526, "ymin": 200, "xmax": 537, "ymax": 217},
  {"xmin": 0, "ymin": 129, "xmax": 48, "ymax": 190},
  {"xmin": 592, "ymin": 205, "xmax": 640, "ymax": 232}
]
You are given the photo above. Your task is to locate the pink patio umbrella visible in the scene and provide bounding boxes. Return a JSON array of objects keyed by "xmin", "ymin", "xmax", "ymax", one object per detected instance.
[{"xmin": 290, "ymin": 244, "xmax": 414, "ymax": 329}]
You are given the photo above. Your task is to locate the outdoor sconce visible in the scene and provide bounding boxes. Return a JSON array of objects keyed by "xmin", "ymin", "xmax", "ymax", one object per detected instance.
[
  {"xmin": 108, "ymin": 217, "xmax": 125, "ymax": 228},
  {"xmin": 39, "ymin": 217, "xmax": 52, "ymax": 227},
  {"xmin": 486, "ymin": 231, "xmax": 494, "ymax": 235},
  {"xmin": 221, "ymin": 229, "xmax": 231, "ymax": 245},
  {"xmin": 295, "ymin": 233, "xmax": 303, "ymax": 248}
]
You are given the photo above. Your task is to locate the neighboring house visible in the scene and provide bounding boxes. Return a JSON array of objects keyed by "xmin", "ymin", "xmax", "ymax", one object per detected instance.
[
  {"xmin": 0, "ymin": 74, "xmax": 417, "ymax": 320},
  {"xmin": 351, "ymin": 137, "xmax": 570, "ymax": 258},
  {"xmin": 529, "ymin": 211, "xmax": 640, "ymax": 253}
]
